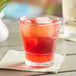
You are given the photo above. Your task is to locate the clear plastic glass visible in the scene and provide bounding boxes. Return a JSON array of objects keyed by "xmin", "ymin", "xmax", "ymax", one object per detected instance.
[
  {"xmin": 62, "ymin": 0, "xmax": 76, "ymax": 37},
  {"xmin": 19, "ymin": 16, "xmax": 61, "ymax": 68}
]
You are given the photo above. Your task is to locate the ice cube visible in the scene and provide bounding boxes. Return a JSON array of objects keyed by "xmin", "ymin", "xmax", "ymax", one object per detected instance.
[
  {"xmin": 36, "ymin": 17, "xmax": 52, "ymax": 24},
  {"xmin": 24, "ymin": 19, "xmax": 31, "ymax": 24},
  {"xmin": 20, "ymin": 16, "xmax": 26, "ymax": 21},
  {"xmin": 20, "ymin": 16, "xmax": 31, "ymax": 24}
]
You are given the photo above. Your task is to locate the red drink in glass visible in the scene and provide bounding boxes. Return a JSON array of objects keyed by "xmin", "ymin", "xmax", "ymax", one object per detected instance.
[{"xmin": 20, "ymin": 16, "xmax": 61, "ymax": 68}]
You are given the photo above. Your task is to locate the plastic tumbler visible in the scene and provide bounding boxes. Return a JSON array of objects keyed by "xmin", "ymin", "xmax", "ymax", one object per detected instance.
[{"xmin": 19, "ymin": 16, "xmax": 61, "ymax": 68}]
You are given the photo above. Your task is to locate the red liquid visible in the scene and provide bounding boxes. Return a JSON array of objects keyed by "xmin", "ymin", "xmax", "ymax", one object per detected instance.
[{"xmin": 22, "ymin": 36, "xmax": 56, "ymax": 63}]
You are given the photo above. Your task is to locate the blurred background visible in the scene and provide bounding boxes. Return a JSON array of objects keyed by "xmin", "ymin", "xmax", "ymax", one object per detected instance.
[{"xmin": 3, "ymin": 0, "xmax": 62, "ymax": 19}]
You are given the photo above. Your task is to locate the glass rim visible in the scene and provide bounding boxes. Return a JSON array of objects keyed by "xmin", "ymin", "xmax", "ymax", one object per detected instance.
[{"xmin": 20, "ymin": 15, "xmax": 61, "ymax": 26}]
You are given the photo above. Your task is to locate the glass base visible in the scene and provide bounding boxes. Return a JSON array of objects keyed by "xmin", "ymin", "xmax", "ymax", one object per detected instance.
[
  {"xmin": 64, "ymin": 28, "xmax": 76, "ymax": 37},
  {"xmin": 64, "ymin": 31, "xmax": 76, "ymax": 37},
  {"xmin": 25, "ymin": 59, "xmax": 53, "ymax": 68}
]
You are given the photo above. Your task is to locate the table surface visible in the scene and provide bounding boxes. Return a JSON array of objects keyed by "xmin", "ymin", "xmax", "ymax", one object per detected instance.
[{"xmin": 0, "ymin": 19, "xmax": 76, "ymax": 76}]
